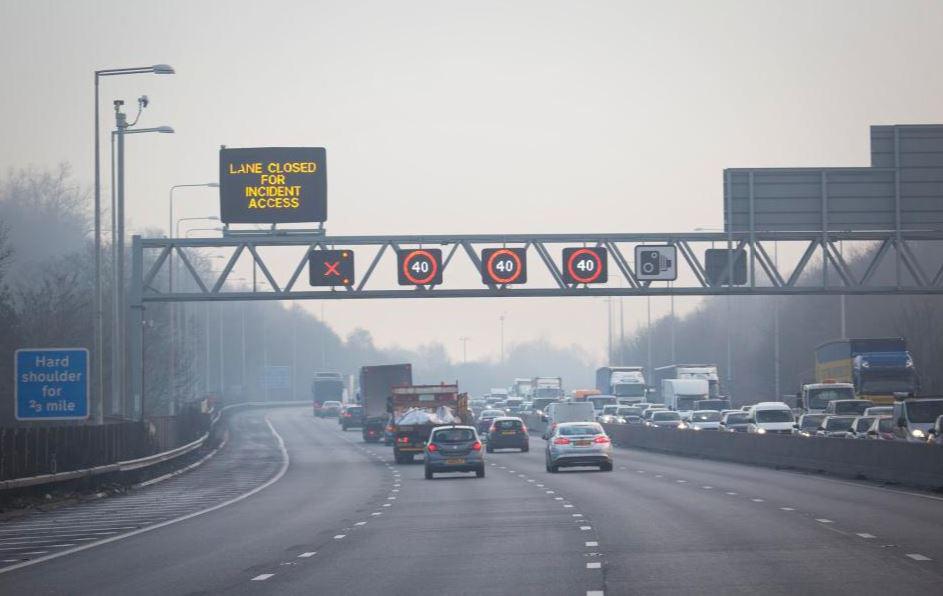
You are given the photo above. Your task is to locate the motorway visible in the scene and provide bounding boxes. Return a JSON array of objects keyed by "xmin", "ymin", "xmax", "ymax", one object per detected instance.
[{"xmin": 1, "ymin": 407, "xmax": 942, "ymax": 595}]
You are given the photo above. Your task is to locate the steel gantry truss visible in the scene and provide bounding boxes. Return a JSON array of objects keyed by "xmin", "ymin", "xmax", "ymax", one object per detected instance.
[{"xmin": 126, "ymin": 229, "xmax": 943, "ymax": 418}]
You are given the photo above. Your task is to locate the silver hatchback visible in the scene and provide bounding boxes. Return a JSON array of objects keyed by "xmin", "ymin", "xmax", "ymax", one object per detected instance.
[
  {"xmin": 545, "ymin": 422, "xmax": 613, "ymax": 473},
  {"xmin": 424, "ymin": 425, "xmax": 485, "ymax": 479}
]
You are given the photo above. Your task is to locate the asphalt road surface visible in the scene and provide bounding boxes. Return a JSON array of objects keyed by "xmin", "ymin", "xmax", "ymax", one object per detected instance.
[{"xmin": 1, "ymin": 407, "xmax": 941, "ymax": 595}]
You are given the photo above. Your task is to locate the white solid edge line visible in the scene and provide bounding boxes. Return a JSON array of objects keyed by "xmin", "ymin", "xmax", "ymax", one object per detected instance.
[{"xmin": 0, "ymin": 415, "xmax": 290, "ymax": 576}]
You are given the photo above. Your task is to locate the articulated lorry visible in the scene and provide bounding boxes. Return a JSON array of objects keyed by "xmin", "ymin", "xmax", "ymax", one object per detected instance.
[
  {"xmin": 389, "ymin": 383, "xmax": 470, "ymax": 463},
  {"xmin": 595, "ymin": 366, "xmax": 647, "ymax": 401},
  {"xmin": 815, "ymin": 338, "xmax": 918, "ymax": 405},
  {"xmin": 359, "ymin": 364, "xmax": 412, "ymax": 443},
  {"xmin": 510, "ymin": 378, "xmax": 533, "ymax": 398}
]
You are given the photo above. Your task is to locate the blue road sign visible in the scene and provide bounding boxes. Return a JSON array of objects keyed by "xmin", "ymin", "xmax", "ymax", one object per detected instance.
[
  {"xmin": 262, "ymin": 365, "xmax": 291, "ymax": 390},
  {"xmin": 15, "ymin": 348, "xmax": 89, "ymax": 421}
]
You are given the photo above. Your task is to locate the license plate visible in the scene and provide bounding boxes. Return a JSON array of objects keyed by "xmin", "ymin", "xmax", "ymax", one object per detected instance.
[
  {"xmin": 574, "ymin": 440, "xmax": 591, "ymax": 446},
  {"xmin": 501, "ymin": 431, "xmax": 516, "ymax": 435},
  {"xmin": 446, "ymin": 458, "xmax": 465, "ymax": 465}
]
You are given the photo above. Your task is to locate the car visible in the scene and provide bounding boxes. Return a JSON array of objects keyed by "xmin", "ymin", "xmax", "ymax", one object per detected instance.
[
  {"xmin": 814, "ymin": 415, "xmax": 857, "ymax": 438},
  {"xmin": 926, "ymin": 415, "xmax": 943, "ymax": 446},
  {"xmin": 424, "ymin": 426, "xmax": 485, "ymax": 479},
  {"xmin": 339, "ymin": 405, "xmax": 364, "ymax": 430},
  {"xmin": 319, "ymin": 400, "xmax": 342, "ymax": 418},
  {"xmin": 683, "ymin": 410, "xmax": 722, "ymax": 430},
  {"xmin": 597, "ymin": 404, "xmax": 622, "ymax": 423},
  {"xmin": 746, "ymin": 402, "xmax": 795, "ymax": 435},
  {"xmin": 545, "ymin": 422, "xmax": 613, "ymax": 473},
  {"xmin": 476, "ymin": 409, "xmax": 506, "ymax": 436},
  {"xmin": 720, "ymin": 411, "xmax": 750, "ymax": 432},
  {"xmin": 848, "ymin": 415, "xmax": 879, "ymax": 439},
  {"xmin": 864, "ymin": 416, "xmax": 897, "ymax": 441},
  {"xmin": 646, "ymin": 410, "xmax": 683, "ymax": 429},
  {"xmin": 794, "ymin": 413, "xmax": 827, "ymax": 437},
  {"xmin": 824, "ymin": 399, "xmax": 874, "ymax": 416},
  {"xmin": 486, "ymin": 417, "xmax": 529, "ymax": 452}
]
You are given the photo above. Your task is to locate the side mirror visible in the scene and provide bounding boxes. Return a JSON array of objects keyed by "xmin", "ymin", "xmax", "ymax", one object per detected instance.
[
  {"xmin": 867, "ymin": 430, "xmax": 877, "ymax": 436},
  {"xmin": 541, "ymin": 415, "xmax": 548, "ymax": 423}
]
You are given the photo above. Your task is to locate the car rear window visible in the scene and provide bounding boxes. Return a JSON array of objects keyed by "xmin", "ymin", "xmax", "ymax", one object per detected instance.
[
  {"xmin": 854, "ymin": 417, "xmax": 874, "ymax": 432},
  {"xmin": 558, "ymin": 424, "xmax": 602, "ymax": 436},
  {"xmin": 481, "ymin": 410, "xmax": 504, "ymax": 418},
  {"xmin": 877, "ymin": 418, "xmax": 895, "ymax": 432},
  {"xmin": 345, "ymin": 406, "xmax": 363, "ymax": 414},
  {"xmin": 825, "ymin": 417, "xmax": 855, "ymax": 430},
  {"xmin": 494, "ymin": 420, "xmax": 522, "ymax": 430},
  {"xmin": 800, "ymin": 415, "xmax": 825, "ymax": 429},
  {"xmin": 652, "ymin": 411, "xmax": 681, "ymax": 421},
  {"xmin": 433, "ymin": 428, "xmax": 476, "ymax": 443}
]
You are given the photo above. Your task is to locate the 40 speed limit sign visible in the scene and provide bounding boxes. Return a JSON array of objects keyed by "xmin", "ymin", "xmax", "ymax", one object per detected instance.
[
  {"xmin": 562, "ymin": 247, "xmax": 608, "ymax": 284},
  {"xmin": 397, "ymin": 249, "xmax": 443, "ymax": 286},
  {"xmin": 481, "ymin": 248, "xmax": 527, "ymax": 285}
]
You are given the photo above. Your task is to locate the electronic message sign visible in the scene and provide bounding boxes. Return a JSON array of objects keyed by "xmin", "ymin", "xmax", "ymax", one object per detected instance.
[
  {"xmin": 397, "ymin": 249, "xmax": 443, "ymax": 286},
  {"xmin": 561, "ymin": 247, "xmax": 607, "ymax": 284},
  {"xmin": 219, "ymin": 147, "xmax": 327, "ymax": 224},
  {"xmin": 481, "ymin": 248, "xmax": 527, "ymax": 285},
  {"xmin": 309, "ymin": 249, "xmax": 354, "ymax": 287}
]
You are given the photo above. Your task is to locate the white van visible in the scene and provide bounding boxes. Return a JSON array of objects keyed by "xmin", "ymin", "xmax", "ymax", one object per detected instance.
[
  {"xmin": 542, "ymin": 402, "xmax": 596, "ymax": 439},
  {"xmin": 746, "ymin": 402, "xmax": 795, "ymax": 435}
]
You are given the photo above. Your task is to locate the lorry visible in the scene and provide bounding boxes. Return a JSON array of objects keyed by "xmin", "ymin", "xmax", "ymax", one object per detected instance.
[
  {"xmin": 510, "ymin": 378, "xmax": 533, "ymax": 398},
  {"xmin": 530, "ymin": 377, "xmax": 564, "ymax": 400},
  {"xmin": 541, "ymin": 401, "xmax": 596, "ymax": 439},
  {"xmin": 815, "ymin": 338, "xmax": 918, "ymax": 405},
  {"xmin": 595, "ymin": 366, "xmax": 648, "ymax": 401},
  {"xmin": 662, "ymin": 379, "xmax": 710, "ymax": 412},
  {"xmin": 359, "ymin": 364, "xmax": 412, "ymax": 443},
  {"xmin": 796, "ymin": 381, "xmax": 856, "ymax": 413},
  {"xmin": 312, "ymin": 372, "xmax": 345, "ymax": 416},
  {"xmin": 389, "ymin": 383, "xmax": 471, "ymax": 463},
  {"xmin": 653, "ymin": 364, "xmax": 721, "ymax": 400}
]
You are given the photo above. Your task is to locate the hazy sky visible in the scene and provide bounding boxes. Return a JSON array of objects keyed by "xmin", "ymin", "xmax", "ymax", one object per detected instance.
[{"xmin": 2, "ymin": 0, "xmax": 942, "ymax": 363}]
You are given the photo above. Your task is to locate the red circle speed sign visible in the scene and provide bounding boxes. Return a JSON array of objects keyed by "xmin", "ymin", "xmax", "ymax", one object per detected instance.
[
  {"xmin": 401, "ymin": 249, "xmax": 439, "ymax": 285},
  {"xmin": 566, "ymin": 248, "xmax": 604, "ymax": 284},
  {"xmin": 485, "ymin": 249, "xmax": 524, "ymax": 284}
]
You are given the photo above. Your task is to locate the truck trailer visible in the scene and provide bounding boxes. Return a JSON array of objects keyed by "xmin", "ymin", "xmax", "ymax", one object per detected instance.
[
  {"xmin": 815, "ymin": 338, "xmax": 918, "ymax": 405},
  {"xmin": 595, "ymin": 366, "xmax": 647, "ymax": 401},
  {"xmin": 359, "ymin": 364, "xmax": 412, "ymax": 443}
]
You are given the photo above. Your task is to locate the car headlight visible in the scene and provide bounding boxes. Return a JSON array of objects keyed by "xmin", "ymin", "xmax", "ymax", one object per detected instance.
[
  {"xmin": 911, "ymin": 429, "xmax": 926, "ymax": 439},
  {"xmin": 677, "ymin": 423, "xmax": 688, "ymax": 430},
  {"xmin": 756, "ymin": 428, "xmax": 767, "ymax": 434}
]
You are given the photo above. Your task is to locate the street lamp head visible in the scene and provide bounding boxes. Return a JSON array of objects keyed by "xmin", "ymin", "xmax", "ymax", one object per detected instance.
[
  {"xmin": 207, "ymin": 216, "xmax": 219, "ymax": 221},
  {"xmin": 151, "ymin": 64, "xmax": 175, "ymax": 75},
  {"xmin": 207, "ymin": 182, "xmax": 220, "ymax": 188},
  {"xmin": 156, "ymin": 126, "xmax": 175, "ymax": 134}
]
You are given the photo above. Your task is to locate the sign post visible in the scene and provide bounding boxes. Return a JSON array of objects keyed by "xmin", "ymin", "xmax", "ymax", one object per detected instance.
[{"xmin": 15, "ymin": 348, "xmax": 90, "ymax": 421}]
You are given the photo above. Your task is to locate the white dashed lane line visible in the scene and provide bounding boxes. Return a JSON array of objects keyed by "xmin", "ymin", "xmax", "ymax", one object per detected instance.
[
  {"xmin": 297, "ymin": 552, "xmax": 316, "ymax": 558},
  {"xmin": 251, "ymin": 574, "xmax": 274, "ymax": 581},
  {"xmin": 585, "ymin": 541, "xmax": 599, "ymax": 547},
  {"xmin": 906, "ymin": 554, "xmax": 932, "ymax": 561},
  {"xmin": 586, "ymin": 562, "xmax": 602, "ymax": 569},
  {"xmin": 856, "ymin": 533, "xmax": 875, "ymax": 539},
  {"xmin": 780, "ymin": 507, "xmax": 795, "ymax": 511},
  {"xmin": 815, "ymin": 519, "xmax": 834, "ymax": 524}
]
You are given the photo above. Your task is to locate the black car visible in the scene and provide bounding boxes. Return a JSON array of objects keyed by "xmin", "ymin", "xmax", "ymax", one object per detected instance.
[
  {"xmin": 476, "ymin": 409, "xmax": 506, "ymax": 436},
  {"xmin": 486, "ymin": 417, "xmax": 529, "ymax": 452},
  {"xmin": 339, "ymin": 405, "xmax": 365, "ymax": 430}
]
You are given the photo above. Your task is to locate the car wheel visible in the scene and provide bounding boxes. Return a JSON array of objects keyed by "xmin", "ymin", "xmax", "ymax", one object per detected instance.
[
  {"xmin": 521, "ymin": 445, "xmax": 529, "ymax": 453},
  {"xmin": 476, "ymin": 467, "xmax": 485, "ymax": 478},
  {"xmin": 549, "ymin": 464, "xmax": 559, "ymax": 473},
  {"xmin": 600, "ymin": 462, "xmax": 613, "ymax": 472},
  {"xmin": 425, "ymin": 467, "xmax": 433, "ymax": 480},
  {"xmin": 486, "ymin": 444, "xmax": 494, "ymax": 453}
]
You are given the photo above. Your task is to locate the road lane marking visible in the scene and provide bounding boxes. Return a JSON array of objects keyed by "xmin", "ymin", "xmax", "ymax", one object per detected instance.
[
  {"xmin": 780, "ymin": 507, "xmax": 795, "ymax": 511},
  {"xmin": 564, "ymin": 504, "xmax": 574, "ymax": 508},
  {"xmin": 572, "ymin": 514, "xmax": 583, "ymax": 517},
  {"xmin": 1, "ymin": 416, "xmax": 290, "ymax": 576},
  {"xmin": 751, "ymin": 498, "xmax": 764, "ymax": 502},
  {"xmin": 554, "ymin": 497, "xmax": 564, "ymax": 500},
  {"xmin": 726, "ymin": 492, "xmax": 737, "ymax": 495},
  {"xmin": 536, "ymin": 484, "xmax": 544, "ymax": 487},
  {"xmin": 585, "ymin": 541, "xmax": 599, "ymax": 547},
  {"xmin": 547, "ymin": 490, "xmax": 555, "ymax": 494},
  {"xmin": 371, "ymin": 512, "xmax": 382, "ymax": 516},
  {"xmin": 676, "ymin": 480, "xmax": 687, "ymax": 483},
  {"xmin": 654, "ymin": 474, "xmax": 663, "ymax": 478},
  {"xmin": 906, "ymin": 554, "xmax": 931, "ymax": 561},
  {"xmin": 856, "ymin": 533, "xmax": 875, "ymax": 539},
  {"xmin": 382, "ymin": 503, "xmax": 391, "ymax": 507},
  {"xmin": 580, "ymin": 526, "xmax": 592, "ymax": 531},
  {"xmin": 251, "ymin": 574, "xmax": 274, "ymax": 581},
  {"xmin": 587, "ymin": 592, "xmax": 604, "ymax": 596},
  {"xmin": 586, "ymin": 562, "xmax": 601, "ymax": 569},
  {"xmin": 334, "ymin": 535, "xmax": 346, "ymax": 540},
  {"xmin": 815, "ymin": 519, "xmax": 833, "ymax": 524},
  {"xmin": 298, "ymin": 552, "xmax": 316, "ymax": 558},
  {"xmin": 354, "ymin": 522, "xmax": 366, "ymax": 526},
  {"xmin": 702, "ymin": 486, "xmax": 712, "ymax": 490}
]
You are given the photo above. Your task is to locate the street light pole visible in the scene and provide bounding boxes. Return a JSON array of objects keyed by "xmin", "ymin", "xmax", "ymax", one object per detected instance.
[
  {"xmin": 499, "ymin": 315, "xmax": 506, "ymax": 365},
  {"xmin": 459, "ymin": 336, "xmax": 470, "ymax": 364},
  {"xmin": 94, "ymin": 64, "xmax": 174, "ymax": 423}
]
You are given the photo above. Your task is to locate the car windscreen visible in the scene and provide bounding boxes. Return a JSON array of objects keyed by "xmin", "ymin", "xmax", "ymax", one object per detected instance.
[
  {"xmin": 652, "ymin": 412, "xmax": 681, "ymax": 421},
  {"xmin": 588, "ymin": 397, "xmax": 617, "ymax": 410},
  {"xmin": 854, "ymin": 417, "xmax": 874, "ymax": 432},
  {"xmin": 692, "ymin": 411, "xmax": 721, "ymax": 422},
  {"xmin": 807, "ymin": 387, "xmax": 855, "ymax": 409},
  {"xmin": 800, "ymin": 415, "xmax": 825, "ymax": 429},
  {"xmin": 724, "ymin": 413, "xmax": 749, "ymax": 423},
  {"xmin": 602, "ymin": 405, "xmax": 620, "ymax": 414},
  {"xmin": 433, "ymin": 428, "xmax": 475, "ymax": 443},
  {"xmin": 756, "ymin": 409, "xmax": 793, "ymax": 423},
  {"xmin": 558, "ymin": 424, "xmax": 602, "ymax": 436},
  {"xmin": 617, "ymin": 407, "xmax": 641, "ymax": 416},
  {"xmin": 824, "ymin": 417, "xmax": 855, "ymax": 430},
  {"xmin": 494, "ymin": 419, "xmax": 522, "ymax": 430},
  {"xmin": 834, "ymin": 402, "xmax": 871, "ymax": 415},
  {"xmin": 905, "ymin": 400, "xmax": 943, "ymax": 423}
]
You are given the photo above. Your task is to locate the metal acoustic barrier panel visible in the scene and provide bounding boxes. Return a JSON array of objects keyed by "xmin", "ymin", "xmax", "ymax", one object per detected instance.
[{"xmin": 603, "ymin": 425, "xmax": 943, "ymax": 490}]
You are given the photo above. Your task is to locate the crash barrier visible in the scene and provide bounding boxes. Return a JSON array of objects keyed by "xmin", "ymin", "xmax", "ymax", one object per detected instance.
[
  {"xmin": 602, "ymin": 424, "xmax": 943, "ymax": 490},
  {"xmin": 0, "ymin": 400, "xmax": 307, "ymax": 490}
]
